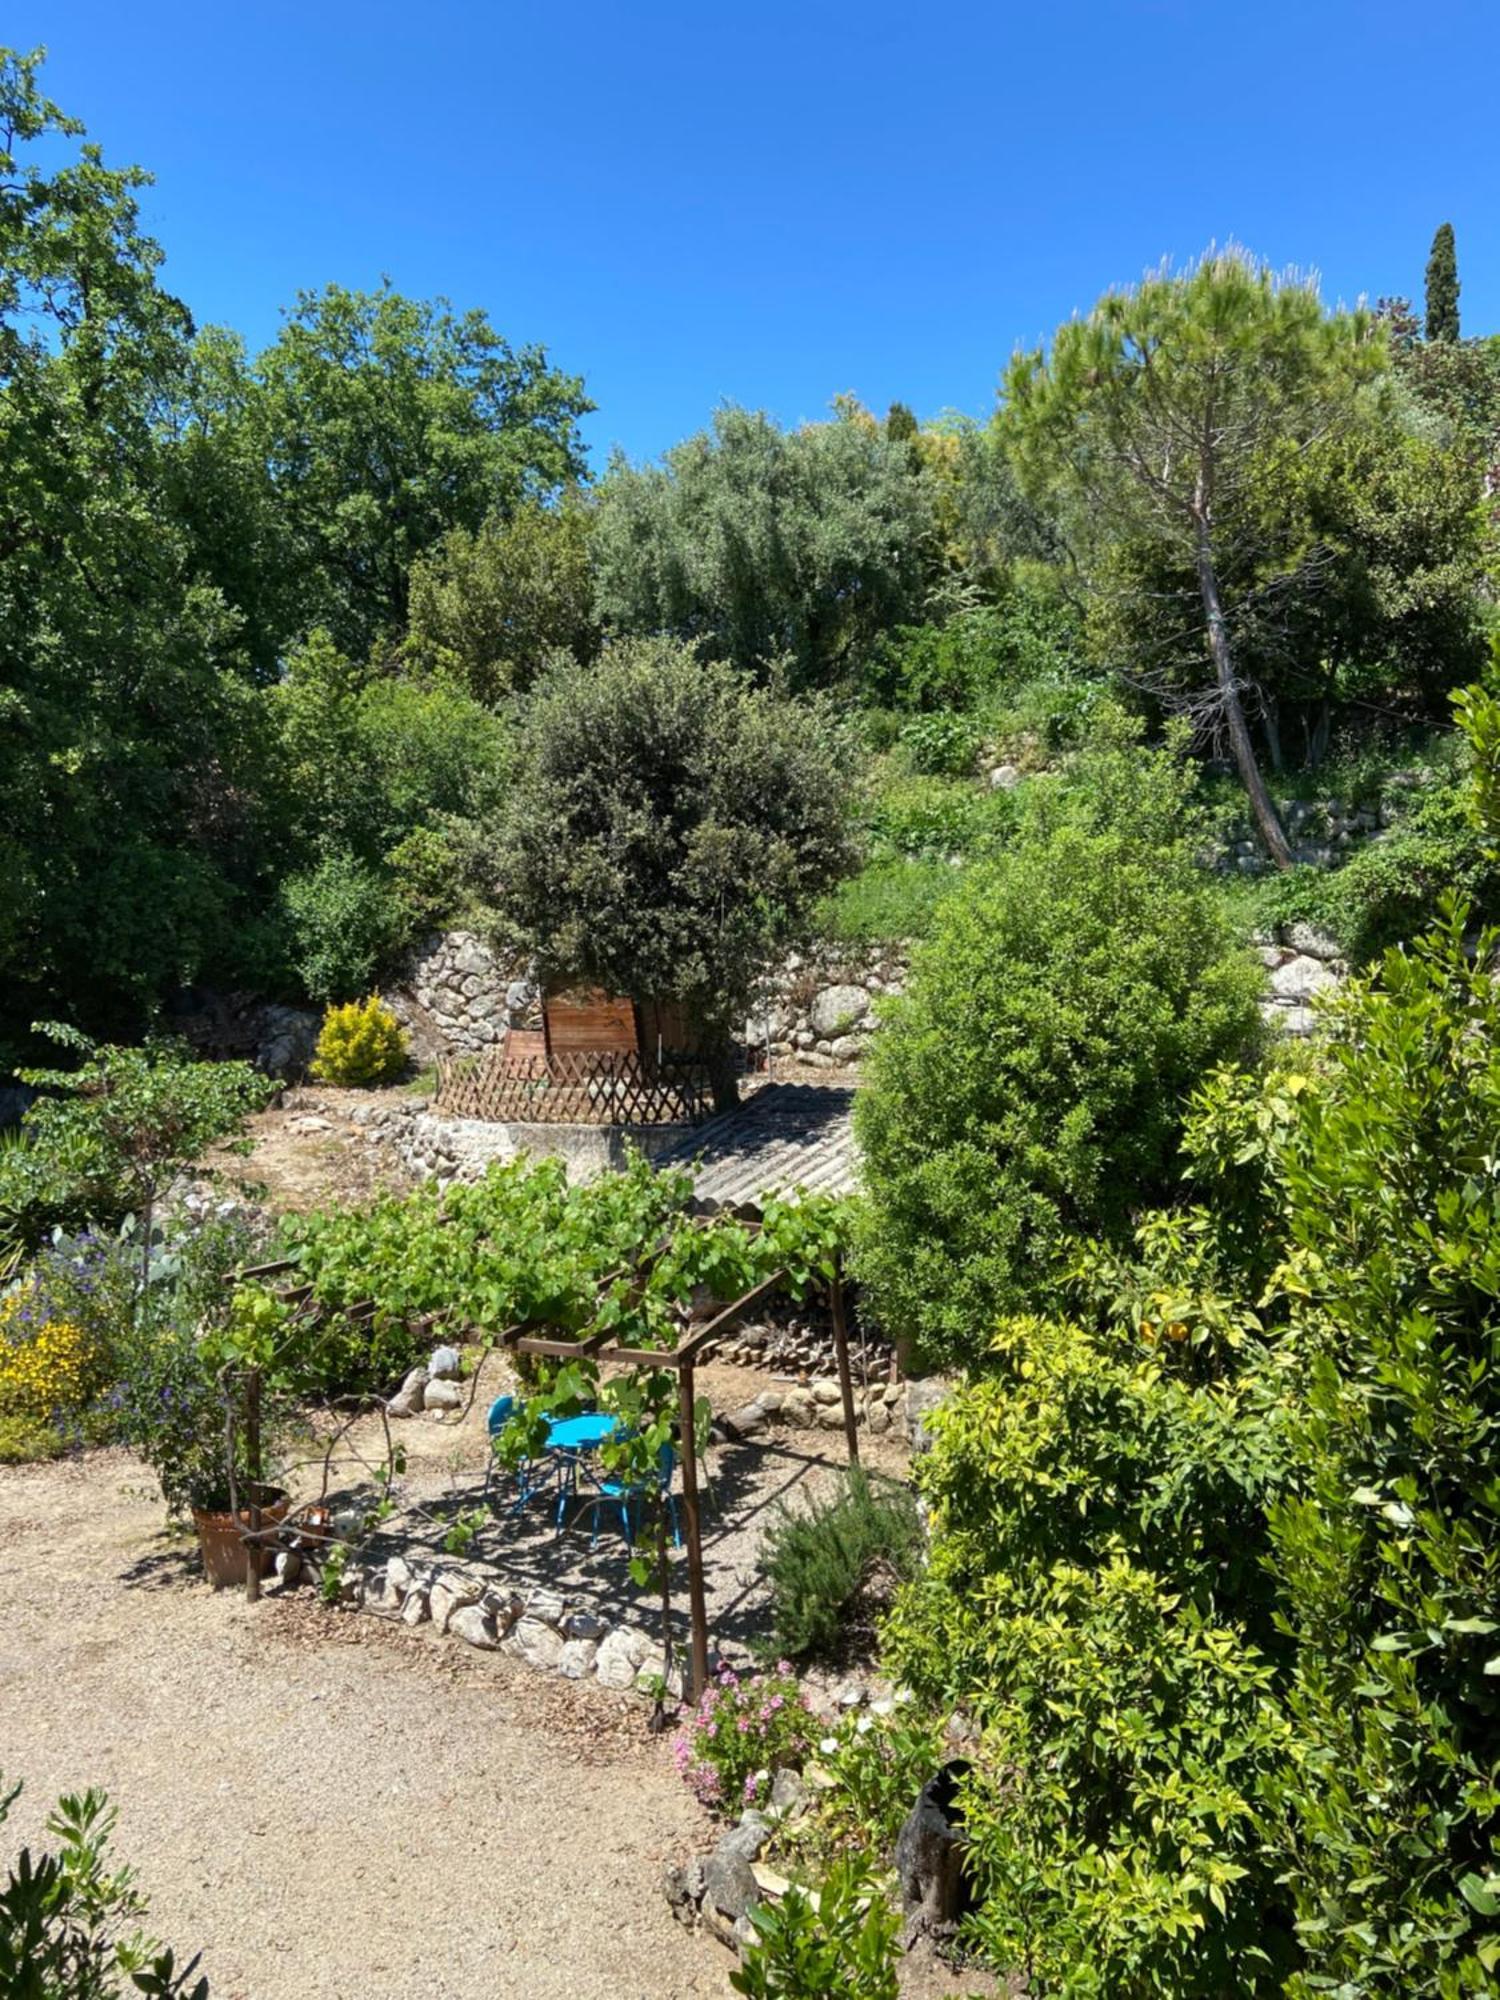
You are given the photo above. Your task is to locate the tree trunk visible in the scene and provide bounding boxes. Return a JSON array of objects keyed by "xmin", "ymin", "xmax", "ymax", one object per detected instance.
[
  {"xmin": 1192, "ymin": 511, "xmax": 1294, "ymax": 870},
  {"xmin": 1263, "ymin": 694, "xmax": 1284, "ymax": 776}
]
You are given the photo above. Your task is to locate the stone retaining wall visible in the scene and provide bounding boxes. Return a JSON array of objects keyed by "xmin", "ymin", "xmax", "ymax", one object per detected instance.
[
  {"xmin": 348, "ymin": 1096, "xmax": 693, "ymax": 1188},
  {"xmin": 746, "ymin": 942, "xmax": 908, "ymax": 1071},
  {"xmin": 386, "ymin": 930, "xmax": 530, "ymax": 1059}
]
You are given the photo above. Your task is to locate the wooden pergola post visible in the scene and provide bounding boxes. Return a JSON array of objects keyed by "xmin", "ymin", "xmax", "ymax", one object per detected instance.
[
  {"xmin": 677, "ymin": 1360, "xmax": 712, "ymax": 1704},
  {"xmin": 830, "ymin": 1254, "xmax": 860, "ymax": 1465}
]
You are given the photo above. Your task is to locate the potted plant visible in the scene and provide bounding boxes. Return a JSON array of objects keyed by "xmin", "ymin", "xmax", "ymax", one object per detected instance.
[{"xmin": 116, "ymin": 1284, "xmax": 295, "ymax": 1588}]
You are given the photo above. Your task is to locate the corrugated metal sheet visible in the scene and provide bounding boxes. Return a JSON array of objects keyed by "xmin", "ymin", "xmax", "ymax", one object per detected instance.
[{"xmin": 652, "ymin": 1082, "xmax": 859, "ymax": 1216}]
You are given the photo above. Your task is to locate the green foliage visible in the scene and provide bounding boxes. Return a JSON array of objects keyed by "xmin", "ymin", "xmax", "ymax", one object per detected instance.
[
  {"xmin": 591, "ymin": 404, "xmax": 938, "ymax": 691},
  {"xmin": 864, "ymin": 588, "xmax": 1088, "ymax": 716},
  {"xmin": 0, "ymin": 1030, "xmax": 268, "ymax": 1251},
  {"xmin": 1454, "ymin": 667, "xmax": 1500, "ymax": 837},
  {"xmin": 855, "ymin": 732, "xmax": 1264, "ymax": 1368},
  {"xmin": 0, "ymin": 1413, "xmax": 66, "ymax": 1463},
  {"xmin": 895, "ymin": 710, "xmax": 981, "ymax": 777},
  {"xmin": 1426, "ymin": 222, "xmax": 1461, "ymax": 343},
  {"xmin": 807, "ymin": 1696, "xmax": 947, "ymax": 1854},
  {"xmin": 757, "ymin": 1465, "xmax": 922, "ymax": 1662},
  {"xmin": 730, "ymin": 1858, "xmax": 901, "ymax": 2000},
  {"xmin": 1004, "ymin": 249, "xmax": 1389, "ymax": 855},
  {"xmin": 493, "ymin": 638, "xmax": 856, "ymax": 1033},
  {"xmin": 814, "ymin": 856, "xmax": 961, "ymax": 944},
  {"xmin": 250, "ymin": 280, "xmax": 591, "ymax": 657},
  {"xmin": 405, "ymin": 494, "xmax": 598, "ymax": 702},
  {"xmin": 0, "ymin": 49, "xmax": 268, "ymax": 1040},
  {"xmin": 278, "ymin": 855, "xmax": 396, "ymax": 1007},
  {"xmin": 1261, "ymin": 903, "xmax": 1500, "ymax": 1995},
  {"xmin": 311, "ymin": 996, "xmax": 407, "ymax": 1087},
  {"xmin": 0, "ymin": 1774, "xmax": 208, "ymax": 1999},
  {"xmin": 674, "ymin": 1664, "xmax": 815, "ymax": 1813},
  {"xmin": 883, "ymin": 1311, "xmax": 1294, "ymax": 1994},
  {"xmin": 1248, "ymin": 766, "xmax": 1497, "ymax": 963}
]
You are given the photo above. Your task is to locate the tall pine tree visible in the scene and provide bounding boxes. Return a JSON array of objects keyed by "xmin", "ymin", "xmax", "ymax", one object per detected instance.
[{"xmin": 1425, "ymin": 222, "xmax": 1460, "ymax": 343}]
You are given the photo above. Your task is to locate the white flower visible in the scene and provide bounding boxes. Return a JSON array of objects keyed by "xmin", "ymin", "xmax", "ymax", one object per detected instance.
[
  {"xmin": 856, "ymin": 1713, "xmax": 874, "ymax": 1734},
  {"xmin": 819, "ymin": 1735, "xmax": 840, "ymax": 1756}
]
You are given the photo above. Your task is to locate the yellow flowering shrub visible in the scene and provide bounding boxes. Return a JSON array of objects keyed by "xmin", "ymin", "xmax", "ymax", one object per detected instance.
[
  {"xmin": 0, "ymin": 1290, "xmax": 99, "ymax": 1418},
  {"xmin": 311, "ymin": 995, "xmax": 408, "ymax": 1086}
]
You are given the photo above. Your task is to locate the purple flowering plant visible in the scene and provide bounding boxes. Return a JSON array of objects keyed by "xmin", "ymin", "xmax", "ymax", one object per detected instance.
[{"xmin": 672, "ymin": 1663, "xmax": 813, "ymax": 1814}]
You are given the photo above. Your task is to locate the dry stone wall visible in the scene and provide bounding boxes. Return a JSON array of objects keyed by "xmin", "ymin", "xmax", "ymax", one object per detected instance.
[
  {"xmin": 386, "ymin": 929, "xmax": 531, "ymax": 1060},
  {"xmin": 746, "ymin": 942, "xmax": 908, "ymax": 1071}
]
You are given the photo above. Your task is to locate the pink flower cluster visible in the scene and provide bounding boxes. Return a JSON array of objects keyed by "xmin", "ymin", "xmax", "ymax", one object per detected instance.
[{"xmin": 670, "ymin": 1662, "xmax": 812, "ymax": 1818}]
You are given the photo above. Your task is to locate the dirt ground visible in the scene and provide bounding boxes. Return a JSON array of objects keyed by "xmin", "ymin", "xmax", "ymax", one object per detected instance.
[
  {"xmin": 202, "ymin": 1083, "xmax": 415, "ymax": 1214},
  {"xmin": 0, "ymin": 1417, "xmax": 988, "ymax": 2000}
]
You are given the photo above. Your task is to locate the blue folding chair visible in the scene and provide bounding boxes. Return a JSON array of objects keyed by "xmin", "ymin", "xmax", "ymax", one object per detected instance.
[
  {"xmin": 587, "ymin": 1442, "xmax": 682, "ymax": 1552},
  {"xmin": 483, "ymin": 1395, "xmax": 540, "ymax": 1513}
]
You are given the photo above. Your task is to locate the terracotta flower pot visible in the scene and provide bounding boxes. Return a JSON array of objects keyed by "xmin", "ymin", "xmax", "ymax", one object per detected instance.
[{"xmin": 191, "ymin": 1486, "xmax": 290, "ymax": 1589}]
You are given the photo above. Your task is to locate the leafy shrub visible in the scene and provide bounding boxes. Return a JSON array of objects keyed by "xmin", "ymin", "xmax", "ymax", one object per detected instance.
[
  {"xmin": 384, "ymin": 826, "xmax": 468, "ymax": 937},
  {"xmin": 809, "ymin": 1694, "xmax": 946, "ymax": 1852},
  {"xmin": 864, "ymin": 772, "xmax": 1014, "ymax": 861},
  {"xmin": 814, "ymin": 856, "xmax": 960, "ymax": 943},
  {"xmin": 1260, "ymin": 903, "xmax": 1500, "ymax": 1995},
  {"xmin": 883, "ymin": 1312, "xmax": 1295, "ymax": 1993},
  {"xmin": 1251, "ymin": 769, "xmax": 1497, "ymax": 962},
  {"xmin": 855, "ymin": 734, "xmax": 1264, "ymax": 1368},
  {"xmin": 0, "ymin": 1032, "xmax": 269, "ymax": 1253},
  {"xmin": 672, "ymin": 1664, "xmax": 814, "ymax": 1815},
  {"xmin": 311, "ymin": 995, "xmax": 407, "ymax": 1086},
  {"xmin": 757, "ymin": 1465, "xmax": 922, "ymax": 1662},
  {"xmin": 279, "ymin": 852, "xmax": 396, "ymax": 1006},
  {"xmin": 864, "ymin": 588, "xmax": 1089, "ymax": 716},
  {"xmin": 896, "ymin": 710, "xmax": 981, "ymax": 777},
  {"xmin": 0, "ymin": 1413, "xmax": 65, "ymax": 1463},
  {"xmin": 731, "ymin": 1857, "xmax": 900, "ymax": 2000},
  {"xmin": 0, "ymin": 1775, "xmax": 208, "ymax": 1998}
]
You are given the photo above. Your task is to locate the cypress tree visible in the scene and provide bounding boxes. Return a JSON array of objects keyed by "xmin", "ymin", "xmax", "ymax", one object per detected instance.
[
  {"xmin": 1425, "ymin": 222, "xmax": 1460, "ymax": 343},
  {"xmin": 885, "ymin": 400, "xmax": 919, "ymax": 443}
]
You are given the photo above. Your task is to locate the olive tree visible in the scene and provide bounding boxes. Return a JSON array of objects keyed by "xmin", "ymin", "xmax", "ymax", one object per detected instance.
[
  {"xmin": 494, "ymin": 638, "xmax": 857, "ymax": 1107},
  {"xmin": 591, "ymin": 405, "xmax": 939, "ymax": 691},
  {"xmin": 1003, "ymin": 250, "xmax": 1385, "ymax": 866}
]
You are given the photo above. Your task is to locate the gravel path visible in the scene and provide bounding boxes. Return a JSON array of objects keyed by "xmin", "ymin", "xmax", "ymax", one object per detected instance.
[{"xmin": 0, "ymin": 1450, "xmax": 728, "ymax": 1999}]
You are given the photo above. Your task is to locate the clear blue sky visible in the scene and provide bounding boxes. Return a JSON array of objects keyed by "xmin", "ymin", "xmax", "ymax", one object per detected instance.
[{"xmin": 12, "ymin": 1, "xmax": 1498, "ymax": 466}]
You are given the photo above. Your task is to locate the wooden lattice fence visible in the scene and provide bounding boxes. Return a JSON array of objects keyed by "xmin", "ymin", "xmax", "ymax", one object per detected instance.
[{"xmin": 434, "ymin": 1045, "xmax": 715, "ymax": 1127}]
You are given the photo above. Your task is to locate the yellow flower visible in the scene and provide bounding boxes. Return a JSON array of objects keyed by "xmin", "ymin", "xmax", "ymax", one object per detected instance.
[{"xmin": 0, "ymin": 1291, "xmax": 99, "ymax": 1418}]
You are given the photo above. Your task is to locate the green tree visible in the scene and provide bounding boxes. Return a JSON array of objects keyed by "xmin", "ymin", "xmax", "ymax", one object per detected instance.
[
  {"xmin": 591, "ymin": 404, "xmax": 939, "ymax": 690},
  {"xmin": 1003, "ymin": 249, "xmax": 1385, "ymax": 866},
  {"xmin": 251, "ymin": 281, "xmax": 591, "ymax": 656},
  {"xmin": 493, "ymin": 637, "xmax": 857, "ymax": 1106},
  {"xmin": 854, "ymin": 723, "xmax": 1264, "ymax": 1368},
  {"xmin": 1263, "ymin": 905, "xmax": 1500, "ymax": 1995},
  {"xmin": 0, "ymin": 46, "xmax": 267, "ymax": 1048},
  {"xmin": 404, "ymin": 493, "xmax": 598, "ymax": 702},
  {"xmin": 1424, "ymin": 221, "xmax": 1460, "ymax": 344}
]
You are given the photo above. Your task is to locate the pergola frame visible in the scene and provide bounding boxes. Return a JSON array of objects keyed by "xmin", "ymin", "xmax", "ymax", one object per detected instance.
[{"xmin": 232, "ymin": 1240, "xmax": 862, "ymax": 1701}]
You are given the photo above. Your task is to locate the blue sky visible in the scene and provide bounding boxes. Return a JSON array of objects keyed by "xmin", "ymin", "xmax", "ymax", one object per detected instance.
[{"xmin": 12, "ymin": 1, "xmax": 1498, "ymax": 466}]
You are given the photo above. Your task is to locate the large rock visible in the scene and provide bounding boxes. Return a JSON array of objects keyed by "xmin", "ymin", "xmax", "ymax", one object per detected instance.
[
  {"xmin": 448, "ymin": 1603, "xmax": 500, "ymax": 1650},
  {"xmin": 1285, "ymin": 921, "xmax": 1343, "ymax": 963},
  {"xmin": 906, "ymin": 1377, "xmax": 952, "ymax": 1453},
  {"xmin": 429, "ymin": 1570, "xmax": 482, "ymax": 1633},
  {"xmin": 423, "ymin": 1378, "xmax": 463, "ymax": 1413},
  {"xmin": 557, "ymin": 1638, "xmax": 600, "ymax": 1679},
  {"xmin": 809, "ymin": 985, "xmax": 870, "ymax": 1040},
  {"xmin": 386, "ymin": 1366, "xmax": 428, "ymax": 1418},
  {"xmin": 594, "ymin": 1625, "xmax": 654, "ymax": 1689},
  {"xmin": 702, "ymin": 1847, "xmax": 761, "ymax": 1924},
  {"xmin": 1269, "ymin": 954, "xmax": 1341, "ymax": 1005},
  {"xmin": 428, "ymin": 1345, "xmax": 462, "ymax": 1381},
  {"xmin": 506, "ymin": 1617, "xmax": 565, "ymax": 1671}
]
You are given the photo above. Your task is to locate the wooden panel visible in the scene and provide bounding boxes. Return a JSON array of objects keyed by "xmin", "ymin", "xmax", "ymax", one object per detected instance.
[{"xmin": 544, "ymin": 988, "xmax": 639, "ymax": 1055}]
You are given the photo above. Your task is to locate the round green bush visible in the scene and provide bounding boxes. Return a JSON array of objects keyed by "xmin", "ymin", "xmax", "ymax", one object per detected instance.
[{"xmin": 854, "ymin": 750, "xmax": 1264, "ymax": 1369}]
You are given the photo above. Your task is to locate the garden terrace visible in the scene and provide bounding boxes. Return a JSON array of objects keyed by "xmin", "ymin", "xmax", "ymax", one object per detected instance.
[{"xmin": 233, "ymin": 1163, "xmax": 862, "ymax": 1698}]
